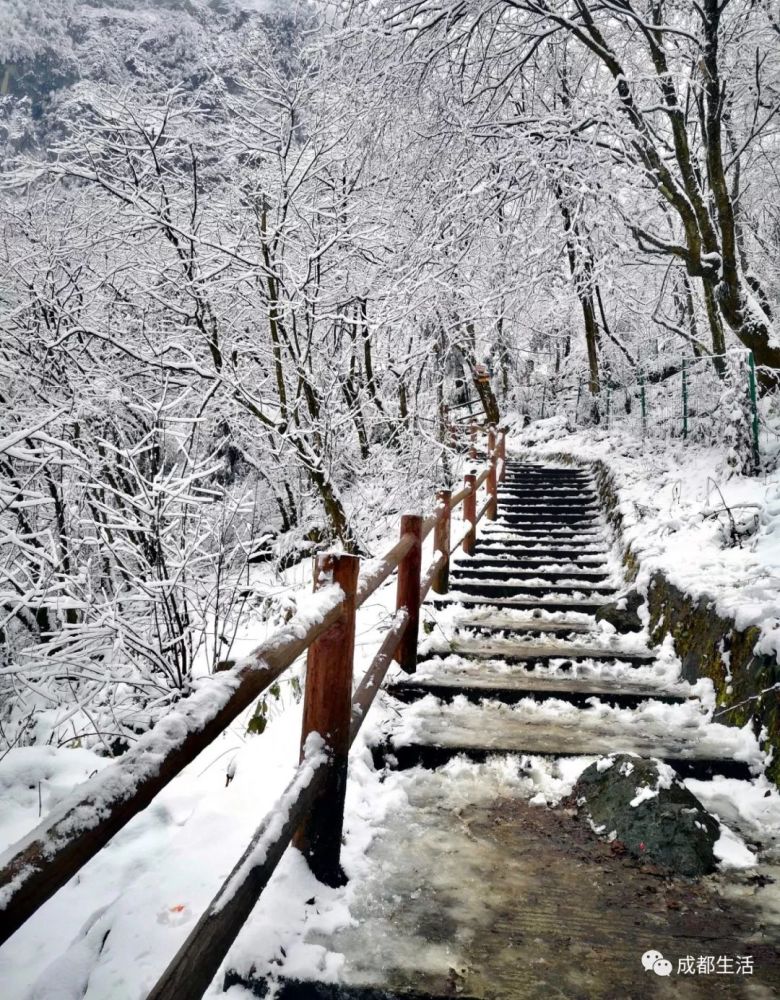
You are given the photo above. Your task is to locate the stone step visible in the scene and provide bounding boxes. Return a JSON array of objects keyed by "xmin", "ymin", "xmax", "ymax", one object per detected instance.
[
  {"xmin": 418, "ymin": 640, "xmax": 654, "ymax": 665},
  {"xmin": 493, "ymin": 521, "xmax": 601, "ymax": 533},
  {"xmin": 466, "ymin": 546, "xmax": 608, "ymax": 559},
  {"xmin": 486, "ymin": 522, "xmax": 603, "ymax": 534},
  {"xmin": 501, "ymin": 482, "xmax": 594, "ymax": 492},
  {"xmin": 450, "ymin": 616, "xmax": 594, "ymax": 637},
  {"xmin": 429, "ymin": 595, "xmax": 607, "ymax": 614},
  {"xmin": 502, "ymin": 473, "xmax": 592, "ymax": 483},
  {"xmin": 499, "ymin": 496, "xmax": 597, "ymax": 507},
  {"xmin": 497, "ymin": 499, "xmax": 599, "ymax": 510},
  {"xmin": 502, "ymin": 480, "xmax": 593, "ymax": 490},
  {"xmin": 386, "ymin": 703, "xmax": 756, "ymax": 781},
  {"xmin": 482, "ymin": 529, "xmax": 605, "ymax": 542},
  {"xmin": 382, "ymin": 744, "xmax": 752, "ymax": 782},
  {"xmin": 497, "ymin": 507, "xmax": 598, "ymax": 519},
  {"xmin": 387, "ymin": 674, "xmax": 688, "ymax": 710},
  {"xmin": 496, "ymin": 511, "xmax": 600, "ymax": 524},
  {"xmin": 470, "ymin": 547, "xmax": 609, "ymax": 562},
  {"xmin": 499, "ymin": 481, "xmax": 595, "ymax": 490},
  {"xmin": 442, "ymin": 581, "xmax": 616, "ymax": 600},
  {"xmin": 449, "ymin": 566, "xmax": 611, "ymax": 584},
  {"xmin": 504, "ymin": 466, "xmax": 589, "ymax": 475}
]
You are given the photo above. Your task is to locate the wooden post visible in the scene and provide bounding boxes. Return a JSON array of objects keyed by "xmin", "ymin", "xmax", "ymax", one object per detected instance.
[
  {"xmin": 432, "ymin": 490, "xmax": 451, "ymax": 594},
  {"xmin": 395, "ymin": 513, "xmax": 422, "ymax": 672},
  {"xmin": 463, "ymin": 473, "xmax": 477, "ymax": 555},
  {"xmin": 293, "ymin": 552, "xmax": 359, "ymax": 886},
  {"xmin": 469, "ymin": 422, "xmax": 478, "ymax": 460},
  {"xmin": 498, "ymin": 430, "xmax": 506, "ymax": 482},
  {"xmin": 487, "ymin": 428, "xmax": 498, "ymax": 521}
]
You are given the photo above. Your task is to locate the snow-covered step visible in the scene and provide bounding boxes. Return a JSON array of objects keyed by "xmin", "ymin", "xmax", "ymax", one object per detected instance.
[
  {"xmin": 430, "ymin": 594, "xmax": 609, "ymax": 614},
  {"xmin": 497, "ymin": 511, "xmax": 601, "ymax": 530},
  {"xmin": 488, "ymin": 520, "xmax": 603, "ymax": 531},
  {"xmin": 500, "ymin": 486, "xmax": 596, "ymax": 495},
  {"xmin": 449, "ymin": 566, "xmax": 611, "ymax": 583},
  {"xmin": 498, "ymin": 508, "xmax": 599, "ymax": 519},
  {"xmin": 386, "ymin": 673, "xmax": 689, "ymax": 710},
  {"xmin": 387, "ymin": 698, "xmax": 759, "ymax": 780},
  {"xmin": 481, "ymin": 529, "xmax": 605, "ymax": 542},
  {"xmin": 499, "ymin": 485, "xmax": 597, "ymax": 495},
  {"xmin": 418, "ymin": 638, "xmax": 655, "ymax": 666},
  {"xmin": 498, "ymin": 493, "xmax": 599, "ymax": 515},
  {"xmin": 504, "ymin": 466, "xmax": 591, "ymax": 476},
  {"xmin": 502, "ymin": 479, "xmax": 595, "ymax": 490},
  {"xmin": 465, "ymin": 551, "xmax": 609, "ymax": 565},
  {"xmin": 496, "ymin": 507, "xmax": 600, "ymax": 518},
  {"xmin": 441, "ymin": 580, "xmax": 617, "ymax": 600},
  {"xmin": 450, "ymin": 616, "xmax": 594, "ymax": 637}
]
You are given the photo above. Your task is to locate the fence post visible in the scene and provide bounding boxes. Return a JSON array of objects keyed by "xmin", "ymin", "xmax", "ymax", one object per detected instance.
[
  {"xmin": 487, "ymin": 427, "xmax": 497, "ymax": 520},
  {"xmin": 463, "ymin": 472, "xmax": 477, "ymax": 556},
  {"xmin": 498, "ymin": 430, "xmax": 506, "ymax": 482},
  {"xmin": 396, "ymin": 514, "xmax": 422, "ymax": 672},
  {"xmin": 748, "ymin": 351, "xmax": 760, "ymax": 471},
  {"xmin": 682, "ymin": 357, "xmax": 689, "ymax": 439},
  {"xmin": 294, "ymin": 552, "xmax": 360, "ymax": 886},
  {"xmin": 432, "ymin": 490, "xmax": 451, "ymax": 594}
]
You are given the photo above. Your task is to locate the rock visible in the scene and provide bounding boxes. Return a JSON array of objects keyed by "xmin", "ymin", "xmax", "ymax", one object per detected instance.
[
  {"xmin": 573, "ymin": 754, "xmax": 720, "ymax": 876},
  {"xmin": 595, "ymin": 589, "xmax": 643, "ymax": 633}
]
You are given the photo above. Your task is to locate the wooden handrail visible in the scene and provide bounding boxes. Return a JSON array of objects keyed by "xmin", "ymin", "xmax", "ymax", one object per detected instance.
[
  {"xmin": 350, "ymin": 609, "xmax": 409, "ymax": 743},
  {"xmin": 150, "ymin": 606, "xmax": 412, "ymax": 1000},
  {"xmin": 420, "ymin": 550, "xmax": 447, "ymax": 601},
  {"xmin": 0, "ymin": 586, "xmax": 347, "ymax": 945},
  {"xmin": 355, "ymin": 531, "xmax": 416, "ymax": 607},
  {"xmin": 0, "ymin": 426, "xmax": 506, "ymax": 974},
  {"xmin": 450, "ymin": 484, "xmax": 471, "ymax": 507}
]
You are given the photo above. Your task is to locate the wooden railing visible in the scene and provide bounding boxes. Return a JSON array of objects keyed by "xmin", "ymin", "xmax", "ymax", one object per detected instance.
[{"xmin": 0, "ymin": 427, "xmax": 506, "ymax": 999}]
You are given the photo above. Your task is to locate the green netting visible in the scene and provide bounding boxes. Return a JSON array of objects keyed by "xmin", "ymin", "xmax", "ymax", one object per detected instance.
[{"xmin": 517, "ymin": 349, "xmax": 760, "ymax": 472}]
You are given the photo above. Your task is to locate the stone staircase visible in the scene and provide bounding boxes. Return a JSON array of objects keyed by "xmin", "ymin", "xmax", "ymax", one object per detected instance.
[
  {"xmin": 383, "ymin": 459, "xmax": 748, "ymax": 779},
  {"xmin": 229, "ymin": 459, "xmax": 776, "ymax": 999}
]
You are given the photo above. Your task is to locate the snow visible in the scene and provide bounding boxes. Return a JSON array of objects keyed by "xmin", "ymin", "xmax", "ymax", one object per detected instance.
[
  {"xmin": 210, "ymin": 732, "xmax": 328, "ymax": 915},
  {"xmin": 713, "ymin": 826, "xmax": 757, "ymax": 870},
  {"xmin": 629, "ymin": 760, "xmax": 675, "ymax": 807},
  {"xmin": 0, "ymin": 706, "xmax": 304, "ymax": 997}
]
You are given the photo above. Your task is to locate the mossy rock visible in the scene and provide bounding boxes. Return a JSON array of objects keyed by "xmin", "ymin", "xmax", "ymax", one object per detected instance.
[{"xmin": 574, "ymin": 755, "xmax": 719, "ymax": 877}]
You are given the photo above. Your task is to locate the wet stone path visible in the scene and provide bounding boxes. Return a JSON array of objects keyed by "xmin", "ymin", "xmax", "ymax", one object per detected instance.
[{"xmin": 230, "ymin": 460, "xmax": 780, "ymax": 999}]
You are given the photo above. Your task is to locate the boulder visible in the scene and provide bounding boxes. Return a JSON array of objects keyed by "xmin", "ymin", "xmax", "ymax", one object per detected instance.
[
  {"xmin": 573, "ymin": 754, "xmax": 720, "ymax": 876},
  {"xmin": 595, "ymin": 589, "xmax": 644, "ymax": 633}
]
